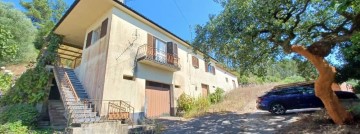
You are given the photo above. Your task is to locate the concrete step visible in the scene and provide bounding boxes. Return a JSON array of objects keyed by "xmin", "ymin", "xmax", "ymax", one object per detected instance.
[
  {"xmin": 68, "ymin": 105, "xmax": 88, "ymax": 110},
  {"xmin": 71, "ymin": 112, "xmax": 97, "ymax": 118},
  {"xmin": 72, "ymin": 117, "xmax": 101, "ymax": 123},
  {"xmin": 69, "ymin": 109, "xmax": 93, "ymax": 113}
]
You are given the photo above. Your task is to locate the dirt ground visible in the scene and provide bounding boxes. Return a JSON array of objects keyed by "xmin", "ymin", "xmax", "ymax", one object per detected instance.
[
  {"xmin": 158, "ymin": 83, "xmax": 307, "ymax": 133},
  {"xmin": 3, "ymin": 63, "xmax": 28, "ymax": 76},
  {"xmin": 277, "ymin": 110, "xmax": 360, "ymax": 134},
  {"xmin": 157, "ymin": 84, "xmax": 360, "ymax": 134}
]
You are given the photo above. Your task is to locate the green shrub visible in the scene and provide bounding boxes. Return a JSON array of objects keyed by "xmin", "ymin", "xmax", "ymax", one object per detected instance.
[
  {"xmin": 1, "ymin": 66, "xmax": 50, "ymax": 105},
  {"xmin": 0, "ymin": 72, "xmax": 12, "ymax": 94},
  {"xmin": 193, "ymin": 96, "xmax": 211, "ymax": 111},
  {"xmin": 350, "ymin": 103, "xmax": 360, "ymax": 115},
  {"xmin": 177, "ymin": 93, "xmax": 194, "ymax": 112},
  {"xmin": 0, "ymin": 104, "xmax": 39, "ymax": 126},
  {"xmin": 282, "ymin": 75, "xmax": 306, "ymax": 84},
  {"xmin": 209, "ymin": 88, "xmax": 225, "ymax": 104},
  {"xmin": 0, "ymin": 121, "xmax": 29, "ymax": 134},
  {"xmin": 183, "ymin": 96, "xmax": 211, "ymax": 118}
]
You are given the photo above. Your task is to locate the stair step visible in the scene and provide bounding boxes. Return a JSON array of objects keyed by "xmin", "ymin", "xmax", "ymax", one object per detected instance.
[
  {"xmin": 71, "ymin": 112, "xmax": 97, "ymax": 118},
  {"xmin": 72, "ymin": 117, "xmax": 101, "ymax": 123},
  {"xmin": 68, "ymin": 106, "xmax": 88, "ymax": 110}
]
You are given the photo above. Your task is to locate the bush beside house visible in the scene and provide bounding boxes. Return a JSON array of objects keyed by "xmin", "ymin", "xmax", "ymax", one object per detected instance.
[{"xmin": 177, "ymin": 88, "xmax": 225, "ymax": 118}]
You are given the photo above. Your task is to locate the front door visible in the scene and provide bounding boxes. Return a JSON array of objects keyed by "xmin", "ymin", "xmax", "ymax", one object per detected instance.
[{"xmin": 201, "ymin": 84, "xmax": 209, "ymax": 97}]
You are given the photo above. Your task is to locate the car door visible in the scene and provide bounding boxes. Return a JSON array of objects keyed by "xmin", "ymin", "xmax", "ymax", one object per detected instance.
[
  {"xmin": 281, "ymin": 88, "xmax": 302, "ymax": 109},
  {"xmin": 300, "ymin": 86, "xmax": 323, "ymax": 108}
]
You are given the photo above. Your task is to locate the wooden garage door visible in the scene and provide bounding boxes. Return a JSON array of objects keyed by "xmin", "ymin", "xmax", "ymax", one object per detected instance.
[
  {"xmin": 202, "ymin": 84, "xmax": 209, "ymax": 97},
  {"xmin": 146, "ymin": 81, "xmax": 171, "ymax": 118}
]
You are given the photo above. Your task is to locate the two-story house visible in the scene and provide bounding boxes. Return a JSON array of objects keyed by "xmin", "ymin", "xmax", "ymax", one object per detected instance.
[{"xmin": 52, "ymin": 0, "xmax": 238, "ymax": 123}]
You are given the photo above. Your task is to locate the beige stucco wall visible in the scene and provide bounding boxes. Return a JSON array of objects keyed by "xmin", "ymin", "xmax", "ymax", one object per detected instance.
[
  {"xmin": 74, "ymin": 9, "xmax": 113, "ymax": 103},
  {"xmin": 95, "ymin": 7, "xmax": 239, "ymax": 114},
  {"xmin": 70, "ymin": 3, "xmax": 239, "ymax": 117}
]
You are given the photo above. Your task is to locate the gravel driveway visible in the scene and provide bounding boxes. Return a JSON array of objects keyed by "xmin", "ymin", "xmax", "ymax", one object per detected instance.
[{"xmin": 158, "ymin": 109, "xmax": 319, "ymax": 134}]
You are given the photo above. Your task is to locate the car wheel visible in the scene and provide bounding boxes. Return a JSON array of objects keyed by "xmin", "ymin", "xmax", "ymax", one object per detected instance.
[{"xmin": 270, "ymin": 103, "xmax": 286, "ymax": 115}]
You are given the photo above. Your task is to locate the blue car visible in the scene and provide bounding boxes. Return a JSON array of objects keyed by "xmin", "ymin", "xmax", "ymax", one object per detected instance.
[{"xmin": 256, "ymin": 83, "xmax": 358, "ymax": 115}]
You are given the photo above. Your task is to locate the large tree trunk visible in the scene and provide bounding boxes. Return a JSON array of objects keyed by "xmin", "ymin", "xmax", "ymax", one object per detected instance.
[{"xmin": 291, "ymin": 45, "xmax": 353, "ymax": 125}]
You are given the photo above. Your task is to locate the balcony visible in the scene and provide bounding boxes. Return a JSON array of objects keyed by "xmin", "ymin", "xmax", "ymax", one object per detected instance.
[{"xmin": 137, "ymin": 44, "xmax": 180, "ymax": 72}]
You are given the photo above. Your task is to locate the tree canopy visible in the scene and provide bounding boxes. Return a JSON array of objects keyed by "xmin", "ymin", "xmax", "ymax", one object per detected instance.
[
  {"xmin": 0, "ymin": 2, "xmax": 37, "ymax": 65},
  {"xmin": 193, "ymin": 0, "xmax": 360, "ymax": 124},
  {"xmin": 193, "ymin": 0, "xmax": 359, "ymax": 78},
  {"xmin": 20, "ymin": 0, "xmax": 67, "ymax": 49}
]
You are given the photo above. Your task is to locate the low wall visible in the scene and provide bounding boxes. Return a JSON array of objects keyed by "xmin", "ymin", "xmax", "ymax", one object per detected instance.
[{"xmin": 68, "ymin": 121, "xmax": 128, "ymax": 134}]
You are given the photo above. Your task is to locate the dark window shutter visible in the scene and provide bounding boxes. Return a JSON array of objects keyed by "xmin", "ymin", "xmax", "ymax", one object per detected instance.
[
  {"xmin": 167, "ymin": 42, "xmax": 173, "ymax": 54},
  {"xmin": 192, "ymin": 56, "xmax": 195, "ymax": 67},
  {"xmin": 147, "ymin": 34, "xmax": 154, "ymax": 58},
  {"xmin": 205, "ymin": 62, "xmax": 209, "ymax": 72},
  {"xmin": 86, "ymin": 31, "xmax": 93, "ymax": 48},
  {"xmin": 100, "ymin": 18, "xmax": 108, "ymax": 38},
  {"xmin": 173, "ymin": 43, "xmax": 178, "ymax": 55},
  {"xmin": 212, "ymin": 66, "xmax": 216, "ymax": 75},
  {"xmin": 167, "ymin": 42, "xmax": 174, "ymax": 64},
  {"xmin": 196, "ymin": 58, "xmax": 199, "ymax": 68}
]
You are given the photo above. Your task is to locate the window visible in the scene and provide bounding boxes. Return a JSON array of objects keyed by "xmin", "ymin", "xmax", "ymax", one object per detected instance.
[
  {"xmin": 192, "ymin": 56, "xmax": 199, "ymax": 68},
  {"xmin": 175, "ymin": 85, "xmax": 181, "ymax": 88},
  {"xmin": 155, "ymin": 38, "xmax": 167, "ymax": 63},
  {"xmin": 146, "ymin": 81, "xmax": 170, "ymax": 89},
  {"xmin": 91, "ymin": 26, "xmax": 101, "ymax": 44},
  {"xmin": 226, "ymin": 78, "xmax": 228, "ymax": 82},
  {"xmin": 123, "ymin": 75, "xmax": 134, "ymax": 81},
  {"xmin": 85, "ymin": 18, "xmax": 108, "ymax": 48},
  {"xmin": 205, "ymin": 62, "xmax": 215, "ymax": 75}
]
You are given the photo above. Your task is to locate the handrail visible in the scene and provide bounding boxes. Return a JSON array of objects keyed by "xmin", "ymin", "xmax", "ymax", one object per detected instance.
[
  {"xmin": 137, "ymin": 44, "xmax": 181, "ymax": 68},
  {"xmin": 53, "ymin": 55, "xmax": 135, "ymax": 125},
  {"xmin": 64, "ymin": 72, "xmax": 79, "ymax": 101}
]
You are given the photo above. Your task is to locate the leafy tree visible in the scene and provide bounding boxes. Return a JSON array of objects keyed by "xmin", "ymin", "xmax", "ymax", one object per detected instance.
[
  {"xmin": 336, "ymin": 32, "xmax": 360, "ymax": 87},
  {"xmin": 0, "ymin": 2, "xmax": 37, "ymax": 65},
  {"xmin": 20, "ymin": 0, "xmax": 67, "ymax": 49},
  {"xmin": 194, "ymin": 0, "xmax": 359, "ymax": 124},
  {"xmin": 0, "ymin": 26, "xmax": 17, "ymax": 61},
  {"xmin": 0, "ymin": 0, "xmax": 67, "ymax": 105}
]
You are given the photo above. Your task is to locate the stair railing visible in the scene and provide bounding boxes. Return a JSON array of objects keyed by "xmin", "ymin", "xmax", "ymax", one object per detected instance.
[
  {"xmin": 63, "ymin": 72, "xmax": 79, "ymax": 101},
  {"xmin": 54, "ymin": 56, "xmax": 135, "ymax": 125}
]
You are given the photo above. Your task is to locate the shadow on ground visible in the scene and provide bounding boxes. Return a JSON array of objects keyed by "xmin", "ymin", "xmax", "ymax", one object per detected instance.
[{"xmin": 157, "ymin": 110, "xmax": 318, "ymax": 134}]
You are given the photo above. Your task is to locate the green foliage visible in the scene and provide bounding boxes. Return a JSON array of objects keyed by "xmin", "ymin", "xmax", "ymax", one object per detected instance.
[
  {"xmin": 0, "ymin": 104, "xmax": 39, "ymax": 126},
  {"xmin": 0, "ymin": 25, "xmax": 18, "ymax": 61},
  {"xmin": 178, "ymin": 91, "xmax": 225, "ymax": 118},
  {"xmin": 0, "ymin": 2, "xmax": 37, "ymax": 65},
  {"xmin": 1, "ymin": 66, "xmax": 50, "ymax": 105},
  {"xmin": 194, "ymin": 0, "xmax": 359, "ymax": 87},
  {"xmin": 177, "ymin": 93, "xmax": 194, "ymax": 112},
  {"xmin": 183, "ymin": 96, "xmax": 211, "ymax": 118},
  {"xmin": 336, "ymin": 31, "xmax": 360, "ymax": 83},
  {"xmin": 0, "ymin": 72, "xmax": 12, "ymax": 94},
  {"xmin": 193, "ymin": 96, "xmax": 211, "ymax": 111},
  {"xmin": 0, "ymin": 121, "xmax": 29, "ymax": 134},
  {"xmin": 281, "ymin": 76, "xmax": 306, "ymax": 84},
  {"xmin": 20, "ymin": 0, "xmax": 67, "ymax": 49},
  {"xmin": 349, "ymin": 103, "xmax": 360, "ymax": 118},
  {"xmin": 209, "ymin": 88, "xmax": 225, "ymax": 104}
]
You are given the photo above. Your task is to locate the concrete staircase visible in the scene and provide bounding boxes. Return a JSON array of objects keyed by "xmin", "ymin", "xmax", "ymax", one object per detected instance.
[
  {"xmin": 48, "ymin": 100, "xmax": 67, "ymax": 130},
  {"xmin": 53, "ymin": 67, "xmax": 101, "ymax": 124}
]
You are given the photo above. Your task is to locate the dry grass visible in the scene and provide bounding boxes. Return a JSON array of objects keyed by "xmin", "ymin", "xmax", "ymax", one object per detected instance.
[{"xmin": 209, "ymin": 83, "xmax": 279, "ymax": 113}]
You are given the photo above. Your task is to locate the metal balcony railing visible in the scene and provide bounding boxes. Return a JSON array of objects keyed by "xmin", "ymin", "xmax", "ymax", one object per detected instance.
[{"xmin": 137, "ymin": 44, "xmax": 181, "ymax": 70}]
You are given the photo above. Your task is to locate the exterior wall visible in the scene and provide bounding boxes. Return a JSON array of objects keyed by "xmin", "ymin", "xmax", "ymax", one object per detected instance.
[
  {"xmin": 75, "ymin": 9, "xmax": 113, "ymax": 102},
  {"xmin": 99, "ymin": 7, "xmax": 239, "ymax": 118}
]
